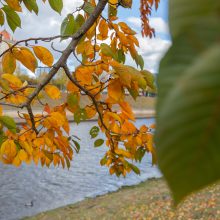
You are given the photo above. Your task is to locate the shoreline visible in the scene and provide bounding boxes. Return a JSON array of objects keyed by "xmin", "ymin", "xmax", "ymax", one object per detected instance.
[
  {"xmin": 3, "ymin": 109, "xmax": 155, "ymax": 124},
  {"xmin": 24, "ymin": 178, "xmax": 220, "ymax": 220}
]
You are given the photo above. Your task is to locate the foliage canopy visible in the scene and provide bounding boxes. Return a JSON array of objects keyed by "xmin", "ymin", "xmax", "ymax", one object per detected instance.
[{"xmin": 0, "ymin": 0, "xmax": 158, "ymax": 178}]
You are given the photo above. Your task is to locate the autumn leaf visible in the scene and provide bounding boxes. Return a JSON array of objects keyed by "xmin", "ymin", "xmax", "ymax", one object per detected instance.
[
  {"xmin": 33, "ymin": 46, "xmax": 54, "ymax": 66},
  {"xmin": 12, "ymin": 47, "xmax": 37, "ymax": 72},
  {"xmin": 5, "ymin": 0, "xmax": 22, "ymax": 12},
  {"xmin": 107, "ymin": 79, "xmax": 124, "ymax": 103},
  {"xmin": 98, "ymin": 19, "xmax": 108, "ymax": 40},
  {"xmin": 2, "ymin": 52, "xmax": 16, "ymax": 74},
  {"xmin": 44, "ymin": 85, "xmax": 61, "ymax": 99},
  {"xmin": 1, "ymin": 74, "xmax": 22, "ymax": 88}
]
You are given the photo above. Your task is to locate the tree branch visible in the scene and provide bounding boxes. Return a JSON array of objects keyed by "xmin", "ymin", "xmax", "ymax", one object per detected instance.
[{"xmin": 19, "ymin": 0, "xmax": 109, "ymax": 109}]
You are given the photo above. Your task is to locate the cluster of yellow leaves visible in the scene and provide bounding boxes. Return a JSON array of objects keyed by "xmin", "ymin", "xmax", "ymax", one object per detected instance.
[
  {"xmin": 0, "ymin": 106, "xmax": 73, "ymax": 168},
  {"xmin": 2, "ymin": 45, "xmax": 53, "ymax": 74},
  {"xmin": 99, "ymin": 117, "xmax": 156, "ymax": 176}
]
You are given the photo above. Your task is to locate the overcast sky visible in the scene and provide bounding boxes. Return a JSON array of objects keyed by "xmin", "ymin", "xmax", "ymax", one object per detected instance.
[{"xmin": 3, "ymin": 0, "xmax": 171, "ymax": 75}]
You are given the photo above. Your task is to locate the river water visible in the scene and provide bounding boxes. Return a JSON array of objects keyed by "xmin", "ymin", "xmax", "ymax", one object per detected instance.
[{"xmin": 0, "ymin": 118, "xmax": 161, "ymax": 220}]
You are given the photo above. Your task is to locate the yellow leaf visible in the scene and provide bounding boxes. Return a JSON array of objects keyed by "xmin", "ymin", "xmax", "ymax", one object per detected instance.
[
  {"xmin": 85, "ymin": 105, "xmax": 96, "ymax": 119},
  {"xmin": 45, "ymin": 85, "xmax": 61, "ymax": 99},
  {"xmin": 119, "ymin": 22, "xmax": 136, "ymax": 35},
  {"xmin": 1, "ymin": 140, "xmax": 17, "ymax": 159},
  {"xmin": 107, "ymin": 79, "xmax": 124, "ymax": 103},
  {"xmin": 106, "ymin": 112, "xmax": 122, "ymax": 124},
  {"xmin": 115, "ymin": 148, "xmax": 132, "ymax": 158},
  {"xmin": 119, "ymin": 101, "xmax": 135, "ymax": 121},
  {"xmin": 48, "ymin": 112, "xmax": 65, "ymax": 128},
  {"xmin": 140, "ymin": 125, "xmax": 148, "ymax": 133},
  {"xmin": 2, "ymin": 74, "xmax": 22, "ymax": 88},
  {"xmin": 12, "ymin": 156, "xmax": 22, "ymax": 167},
  {"xmin": 2, "ymin": 52, "xmax": 16, "ymax": 74},
  {"xmin": 5, "ymin": 0, "xmax": 22, "ymax": 11},
  {"xmin": 111, "ymin": 61, "xmax": 147, "ymax": 89},
  {"xmin": 121, "ymin": 120, "xmax": 137, "ymax": 134},
  {"xmin": 19, "ymin": 141, "xmax": 33, "ymax": 155},
  {"xmin": 12, "ymin": 47, "xmax": 37, "ymax": 73},
  {"xmin": 75, "ymin": 67, "xmax": 93, "ymax": 86},
  {"xmin": 33, "ymin": 46, "xmax": 54, "ymax": 66},
  {"xmin": 109, "ymin": 0, "xmax": 118, "ymax": 8},
  {"xmin": 18, "ymin": 149, "xmax": 28, "ymax": 161},
  {"xmin": 67, "ymin": 81, "xmax": 79, "ymax": 93},
  {"xmin": 97, "ymin": 19, "xmax": 108, "ymax": 40}
]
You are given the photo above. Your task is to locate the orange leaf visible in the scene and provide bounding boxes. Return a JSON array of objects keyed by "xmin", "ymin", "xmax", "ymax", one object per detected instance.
[
  {"xmin": 33, "ymin": 46, "xmax": 54, "ymax": 66},
  {"xmin": 45, "ymin": 85, "xmax": 61, "ymax": 99},
  {"xmin": 12, "ymin": 47, "xmax": 37, "ymax": 73},
  {"xmin": 108, "ymin": 79, "xmax": 124, "ymax": 103}
]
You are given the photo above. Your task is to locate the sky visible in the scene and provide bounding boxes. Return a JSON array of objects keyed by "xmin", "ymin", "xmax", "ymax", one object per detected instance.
[{"xmin": 4, "ymin": 0, "xmax": 171, "ymax": 75}]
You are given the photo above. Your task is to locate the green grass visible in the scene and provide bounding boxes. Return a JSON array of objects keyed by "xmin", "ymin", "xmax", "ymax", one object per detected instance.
[{"xmin": 24, "ymin": 178, "xmax": 220, "ymax": 220}]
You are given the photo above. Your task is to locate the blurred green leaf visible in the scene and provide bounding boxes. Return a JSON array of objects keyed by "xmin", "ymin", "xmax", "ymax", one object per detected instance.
[
  {"xmin": 156, "ymin": 0, "xmax": 220, "ymax": 204},
  {"xmin": 48, "ymin": 0, "xmax": 63, "ymax": 14},
  {"xmin": 90, "ymin": 126, "xmax": 99, "ymax": 139},
  {"xmin": 94, "ymin": 139, "xmax": 104, "ymax": 147}
]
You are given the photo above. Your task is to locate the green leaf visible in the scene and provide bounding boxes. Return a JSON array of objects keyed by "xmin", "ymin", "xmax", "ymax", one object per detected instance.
[
  {"xmin": 127, "ymin": 88, "xmax": 139, "ymax": 100},
  {"xmin": 82, "ymin": 2, "xmax": 95, "ymax": 14},
  {"xmin": 64, "ymin": 156, "xmax": 71, "ymax": 169},
  {"xmin": 67, "ymin": 93, "xmax": 79, "ymax": 108},
  {"xmin": 74, "ymin": 108, "xmax": 87, "ymax": 124},
  {"xmin": 23, "ymin": 0, "xmax": 38, "ymax": 14},
  {"xmin": 0, "ymin": 116, "xmax": 16, "ymax": 133},
  {"xmin": 128, "ymin": 163, "xmax": 140, "ymax": 175},
  {"xmin": 134, "ymin": 147, "xmax": 145, "ymax": 162},
  {"xmin": 100, "ymin": 156, "xmax": 107, "ymax": 166},
  {"xmin": 108, "ymin": 4, "xmax": 117, "ymax": 18},
  {"xmin": 72, "ymin": 139, "xmax": 80, "ymax": 153},
  {"xmin": 0, "ymin": 9, "xmax": 5, "ymax": 26},
  {"xmin": 100, "ymin": 43, "xmax": 117, "ymax": 60},
  {"xmin": 156, "ymin": 0, "xmax": 220, "ymax": 204},
  {"xmin": 117, "ymin": 49, "xmax": 125, "ymax": 64},
  {"xmin": 2, "ymin": 6, "xmax": 21, "ymax": 32},
  {"xmin": 48, "ymin": 0, "xmax": 63, "ymax": 14},
  {"xmin": 94, "ymin": 139, "xmax": 104, "ymax": 147},
  {"xmin": 141, "ymin": 70, "xmax": 156, "ymax": 91},
  {"xmin": 90, "ymin": 126, "xmax": 99, "ymax": 139},
  {"xmin": 75, "ymin": 14, "xmax": 85, "ymax": 27},
  {"xmin": 61, "ymin": 14, "xmax": 77, "ymax": 39},
  {"xmin": 135, "ymin": 54, "xmax": 144, "ymax": 70}
]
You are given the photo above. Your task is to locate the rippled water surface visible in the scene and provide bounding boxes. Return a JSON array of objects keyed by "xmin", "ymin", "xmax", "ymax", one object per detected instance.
[{"xmin": 0, "ymin": 119, "xmax": 161, "ymax": 220}]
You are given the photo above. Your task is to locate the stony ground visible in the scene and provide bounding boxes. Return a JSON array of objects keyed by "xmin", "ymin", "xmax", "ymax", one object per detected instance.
[{"xmin": 25, "ymin": 178, "xmax": 220, "ymax": 220}]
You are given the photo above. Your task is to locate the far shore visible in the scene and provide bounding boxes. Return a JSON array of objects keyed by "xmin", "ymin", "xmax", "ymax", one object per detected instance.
[
  {"xmin": 3, "ymin": 109, "xmax": 155, "ymax": 124},
  {"xmin": 2, "ymin": 96, "xmax": 156, "ymax": 123},
  {"xmin": 24, "ymin": 178, "xmax": 220, "ymax": 220}
]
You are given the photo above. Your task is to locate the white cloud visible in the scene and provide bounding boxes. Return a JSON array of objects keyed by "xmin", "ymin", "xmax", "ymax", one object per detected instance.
[
  {"xmin": 126, "ymin": 16, "xmax": 171, "ymax": 72},
  {"xmin": 127, "ymin": 16, "xmax": 169, "ymax": 35},
  {"xmin": 2, "ymin": 3, "xmax": 171, "ymax": 74},
  {"xmin": 125, "ymin": 36, "xmax": 171, "ymax": 73}
]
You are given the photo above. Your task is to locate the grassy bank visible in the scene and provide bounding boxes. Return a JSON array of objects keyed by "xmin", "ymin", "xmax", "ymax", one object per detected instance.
[{"xmin": 24, "ymin": 178, "xmax": 220, "ymax": 220}]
